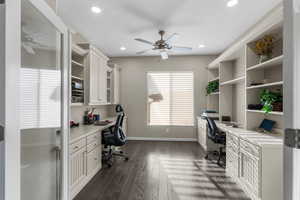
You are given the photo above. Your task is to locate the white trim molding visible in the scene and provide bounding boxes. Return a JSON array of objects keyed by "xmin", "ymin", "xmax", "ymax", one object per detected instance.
[{"xmin": 127, "ymin": 137, "xmax": 197, "ymax": 142}]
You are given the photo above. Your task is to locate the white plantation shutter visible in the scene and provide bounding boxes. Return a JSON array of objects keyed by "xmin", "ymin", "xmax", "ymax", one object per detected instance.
[
  {"xmin": 20, "ymin": 67, "xmax": 61, "ymax": 129},
  {"xmin": 147, "ymin": 72, "xmax": 194, "ymax": 126}
]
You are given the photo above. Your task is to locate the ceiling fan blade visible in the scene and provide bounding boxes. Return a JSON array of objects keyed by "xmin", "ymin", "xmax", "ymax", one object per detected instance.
[
  {"xmin": 166, "ymin": 33, "xmax": 179, "ymax": 44},
  {"xmin": 134, "ymin": 38, "xmax": 154, "ymax": 45},
  {"xmin": 22, "ymin": 42, "xmax": 36, "ymax": 54},
  {"xmin": 136, "ymin": 48, "xmax": 153, "ymax": 55},
  {"xmin": 172, "ymin": 46, "xmax": 193, "ymax": 51},
  {"xmin": 160, "ymin": 51, "xmax": 168, "ymax": 60}
]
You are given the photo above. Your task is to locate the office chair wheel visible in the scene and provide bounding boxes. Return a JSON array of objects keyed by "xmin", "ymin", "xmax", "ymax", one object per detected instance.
[{"xmin": 124, "ymin": 157, "xmax": 129, "ymax": 161}]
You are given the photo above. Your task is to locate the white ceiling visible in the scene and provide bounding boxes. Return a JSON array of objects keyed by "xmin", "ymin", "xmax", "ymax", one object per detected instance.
[{"xmin": 58, "ymin": 0, "xmax": 281, "ymax": 57}]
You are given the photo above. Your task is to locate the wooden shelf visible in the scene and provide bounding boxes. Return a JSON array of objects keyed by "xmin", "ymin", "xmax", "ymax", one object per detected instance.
[
  {"xmin": 247, "ymin": 81, "xmax": 283, "ymax": 90},
  {"xmin": 247, "ymin": 55, "xmax": 283, "ymax": 71},
  {"xmin": 72, "ymin": 60, "xmax": 84, "ymax": 67},
  {"xmin": 209, "ymin": 92, "xmax": 220, "ymax": 96},
  {"xmin": 208, "ymin": 77, "xmax": 220, "ymax": 82},
  {"xmin": 71, "ymin": 103, "xmax": 84, "ymax": 107},
  {"xmin": 220, "ymin": 76, "xmax": 245, "ymax": 86},
  {"xmin": 71, "ymin": 75, "xmax": 83, "ymax": 81},
  {"xmin": 72, "ymin": 44, "xmax": 88, "ymax": 56},
  {"xmin": 247, "ymin": 109, "xmax": 283, "ymax": 116}
]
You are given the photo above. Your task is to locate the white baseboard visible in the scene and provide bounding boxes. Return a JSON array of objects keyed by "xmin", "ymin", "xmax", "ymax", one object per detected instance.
[{"xmin": 127, "ymin": 137, "xmax": 197, "ymax": 142}]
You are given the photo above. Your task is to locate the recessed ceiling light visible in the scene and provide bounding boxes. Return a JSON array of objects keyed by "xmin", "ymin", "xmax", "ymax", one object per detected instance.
[
  {"xmin": 227, "ymin": 0, "xmax": 239, "ymax": 7},
  {"xmin": 198, "ymin": 44, "xmax": 206, "ymax": 48},
  {"xmin": 120, "ymin": 46, "xmax": 126, "ymax": 51},
  {"xmin": 91, "ymin": 6, "xmax": 102, "ymax": 14}
]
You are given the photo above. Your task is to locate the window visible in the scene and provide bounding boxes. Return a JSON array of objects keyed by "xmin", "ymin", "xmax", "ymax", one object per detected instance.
[{"xmin": 147, "ymin": 72, "xmax": 194, "ymax": 126}]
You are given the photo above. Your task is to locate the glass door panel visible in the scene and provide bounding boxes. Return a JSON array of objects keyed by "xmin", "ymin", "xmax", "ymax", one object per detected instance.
[{"xmin": 21, "ymin": 0, "xmax": 62, "ymax": 200}]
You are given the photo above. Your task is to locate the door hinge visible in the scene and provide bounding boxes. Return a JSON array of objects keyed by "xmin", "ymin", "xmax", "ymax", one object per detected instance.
[
  {"xmin": 285, "ymin": 129, "xmax": 300, "ymax": 149},
  {"xmin": 0, "ymin": 125, "xmax": 4, "ymax": 141}
]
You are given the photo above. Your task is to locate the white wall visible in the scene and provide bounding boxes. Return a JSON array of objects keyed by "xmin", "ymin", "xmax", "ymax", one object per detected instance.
[
  {"xmin": 111, "ymin": 55, "xmax": 215, "ymax": 140},
  {"xmin": 70, "ymin": 105, "xmax": 112, "ymax": 123}
]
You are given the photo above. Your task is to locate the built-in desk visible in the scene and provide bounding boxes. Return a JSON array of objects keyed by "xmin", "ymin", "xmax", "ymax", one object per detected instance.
[
  {"xmin": 69, "ymin": 117, "xmax": 117, "ymax": 199},
  {"xmin": 215, "ymin": 122, "xmax": 283, "ymax": 200}
]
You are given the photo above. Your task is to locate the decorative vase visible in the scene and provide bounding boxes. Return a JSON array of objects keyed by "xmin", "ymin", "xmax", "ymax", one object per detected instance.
[{"xmin": 259, "ymin": 54, "xmax": 271, "ymax": 63}]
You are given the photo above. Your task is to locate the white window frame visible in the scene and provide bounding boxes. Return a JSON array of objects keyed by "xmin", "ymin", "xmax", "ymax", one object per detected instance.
[{"xmin": 146, "ymin": 71, "xmax": 195, "ymax": 127}]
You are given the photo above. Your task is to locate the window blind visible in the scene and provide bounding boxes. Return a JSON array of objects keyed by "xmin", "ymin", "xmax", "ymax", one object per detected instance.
[
  {"xmin": 147, "ymin": 72, "xmax": 194, "ymax": 126},
  {"xmin": 20, "ymin": 67, "xmax": 61, "ymax": 129}
]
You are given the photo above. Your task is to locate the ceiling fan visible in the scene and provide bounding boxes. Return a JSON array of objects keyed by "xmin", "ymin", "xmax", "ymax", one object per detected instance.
[{"xmin": 135, "ymin": 30, "xmax": 192, "ymax": 60}]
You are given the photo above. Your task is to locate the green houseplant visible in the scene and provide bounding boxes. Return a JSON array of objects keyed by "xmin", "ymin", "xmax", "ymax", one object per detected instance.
[
  {"xmin": 260, "ymin": 89, "xmax": 283, "ymax": 114},
  {"xmin": 206, "ymin": 81, "xmax": 219, "ymax": 95}
]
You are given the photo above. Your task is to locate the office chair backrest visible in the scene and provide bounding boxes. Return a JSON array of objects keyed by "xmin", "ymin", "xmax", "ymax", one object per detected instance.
[
  {"xmin": 113, "ymin": 107, "xmax": 127, "ymax": 146},
  {"xmin": 205, "ymin": 117, "xmax": 219, "ymax": 140}
]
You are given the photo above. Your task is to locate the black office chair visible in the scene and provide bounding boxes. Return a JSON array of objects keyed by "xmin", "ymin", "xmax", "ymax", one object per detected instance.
[
  {"xmin": 204, "ymin": 117, "xmax": 226, "ymax": 167},
  {"xmin": 102, "ymin": 105, "xmax": 129, "ymax": 167}
]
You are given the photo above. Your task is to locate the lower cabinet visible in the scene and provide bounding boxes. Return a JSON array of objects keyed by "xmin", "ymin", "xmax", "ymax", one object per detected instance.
[
  {"xmin": 225, "ymin": 131, "xmax": 282, "ymax": 200},
  {"xmin": 69, "ymin": 131, "xmax": 102, "ymax": 199},
  {"xmin": 87, "ymin": 146, "xmax": 101, "ymax": 176},
  {"xmin": 70, "ymin": 148, "xmax": 87, "ymax": 188}
]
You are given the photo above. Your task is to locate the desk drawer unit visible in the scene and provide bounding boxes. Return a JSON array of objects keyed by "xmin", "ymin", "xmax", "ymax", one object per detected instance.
[
  {"xmin": 87, "ymin": 132, "xmax": 99, "ymax": 144},
  {"xmin": 87, "ymin": 140, "xmax": 99, "ymax": 153},
  {"xmin": 69, "ymin": 138, "xmax": 86, "ymax": 154}
]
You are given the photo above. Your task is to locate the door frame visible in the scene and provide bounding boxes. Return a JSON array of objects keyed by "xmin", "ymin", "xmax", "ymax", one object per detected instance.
[
  {"xmin": 4, "ymin": 0, "xmax": 70, "ymax": 200},
  {"xmin": 283, "ymin": 0, "xmax": 300, "ymax": 199}
]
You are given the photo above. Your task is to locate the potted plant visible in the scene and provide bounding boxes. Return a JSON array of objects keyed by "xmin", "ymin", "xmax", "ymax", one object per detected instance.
[
  {"xmin": 253, "ymin": 35, "xmax": 275, "ymax": 63},
  {"xmin": 260, "ymin": 89, "xmax": 283, "ymax": 113},
  {"xmin": 206, "ymin": 80, "xmax": 219, "ymax": 95}
]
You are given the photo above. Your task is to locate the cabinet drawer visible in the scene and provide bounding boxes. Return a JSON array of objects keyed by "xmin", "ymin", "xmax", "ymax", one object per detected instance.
[
  {"xmin": 69, "ymin": 138, "xmax": 86, "ymax": 154},
  {"xmin": 240, "ymin": 139, "xmax": 260, "ymax": 158},
  {"xmin": 227, "ymin": 132, "xmax": 239, "ymax": 147},
  {"xmin": 87, "ymin": 132, "xmax": 99, "ymax": 144},
  {"xmin": 87, "ymin": 140, "xmax": 99, "ymax": 153}
]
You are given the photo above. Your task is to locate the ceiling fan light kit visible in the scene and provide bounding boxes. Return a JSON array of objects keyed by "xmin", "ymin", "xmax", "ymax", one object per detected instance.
[{"xmin": 134, "ymin": 30, "xmax": 192, "ymax": 60}]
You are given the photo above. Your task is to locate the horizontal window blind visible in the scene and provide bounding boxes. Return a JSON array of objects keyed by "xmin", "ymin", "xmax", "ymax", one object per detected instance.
[
  {"xmin": 147, "ymin": 72, "xmax": 194, "ymax": 126},
  {"xmin": 20, "ymin": 67, "xmax": 61, "ymax": 129}
]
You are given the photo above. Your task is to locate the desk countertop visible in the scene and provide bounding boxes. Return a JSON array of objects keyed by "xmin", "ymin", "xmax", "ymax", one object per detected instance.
[
  {"xmin": 69, "ymin": 117, "xmax": 116, "ymax": 144},
  {"xmin": 216, "ymin": 122, "xmax": 283, "ymax": 147}
]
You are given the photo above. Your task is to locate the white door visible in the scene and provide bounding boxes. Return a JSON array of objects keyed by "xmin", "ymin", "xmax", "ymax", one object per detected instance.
[
  {"xmin": 2, "ymin": 1, "xmax": 69, "ymax": 200},
  {"xmin": 0, "ymin": 1, "xmax": 5, "ymax": 200},
  {"xmin": 283, "ymin": 0, "xmax": 300, "ymax": 199}
]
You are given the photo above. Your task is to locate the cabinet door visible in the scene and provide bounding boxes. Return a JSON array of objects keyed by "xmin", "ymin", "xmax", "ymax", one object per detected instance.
[
  {"xmin": 87, "ymin": 147, "xmax": 100, "ymax": 176},
  {"xmin": 70, "ymin": 148, "xmax": 87, "ymax": 188},
  {"xmin": 240, "ymin": 150, "xmax": 260, "ymax": 198},
  {"xmin": 113, "ymin": 67, "xmax": 120, "ymax": 104},
  {"xmin": 97, "ymin": 59, "xmax": 106, "ymax": 104},
  {"xmin": 89, "ymin": 51, "xmax": 100, "ymax": 104}
]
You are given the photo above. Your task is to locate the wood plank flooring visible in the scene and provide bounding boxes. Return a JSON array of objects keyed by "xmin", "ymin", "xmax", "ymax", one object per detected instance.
[{"xmin": 74, "ymin": 141, "xmax": 250, "ymax": 200}]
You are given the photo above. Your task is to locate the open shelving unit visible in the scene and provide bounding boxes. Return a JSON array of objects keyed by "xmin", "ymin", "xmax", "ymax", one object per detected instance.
[
  {"xmin": 206, "ymin": 19, "xmax": 284, "ymax": 134},
  {"xmin": 71, "ymin": 44, "xmax": 87, "ymax": 106},
  {"xmin": 206, "ymin": 67, "xmax": 220, "ymax": 114}
]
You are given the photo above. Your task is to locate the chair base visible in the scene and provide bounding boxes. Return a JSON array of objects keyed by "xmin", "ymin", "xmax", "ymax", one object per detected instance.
[
  {"xmin": 102, "ymin": 146, "xmax": 129, "ymax": 168},
  {"xmin": 205, "ymin": 147, "xmax": 226, "ymax": 168}
]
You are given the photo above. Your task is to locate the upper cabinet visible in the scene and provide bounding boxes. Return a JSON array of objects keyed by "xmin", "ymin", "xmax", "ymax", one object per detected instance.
[
  {"xmin": 108, "ymin": 63, "xmax": 121, "ymax": 105},
  {"xmin": 79, "ymin": 44, "xmax": 110, "ymax": 105}
]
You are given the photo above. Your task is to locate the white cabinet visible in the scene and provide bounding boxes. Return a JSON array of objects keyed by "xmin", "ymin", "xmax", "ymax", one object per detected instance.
[
  {"xmin": 82, "ymin": 44, "xmax": 111, "ymax": 105},
  {"xmin": 70, "ymin": 147, "xmax": 87, "ymax": 189},
  {"xmin": 223, "ymin": 130, "xmax": 283, "ymax": 200},
  {"xmin": 112, "ymin": 67, "xmax": 120, "ymax": 104},
  {"xmin": 69, "ymin": 131, "xmax": 102, "ymax": 199},
  {"xmin": 87, "ymin": 147, "xmax": 100, "ymax": 176}
]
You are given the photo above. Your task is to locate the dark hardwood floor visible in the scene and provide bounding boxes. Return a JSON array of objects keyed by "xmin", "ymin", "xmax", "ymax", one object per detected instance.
[{"xmin": 74, "ymin": 141, "xmax": 250, "ymax": 200}]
